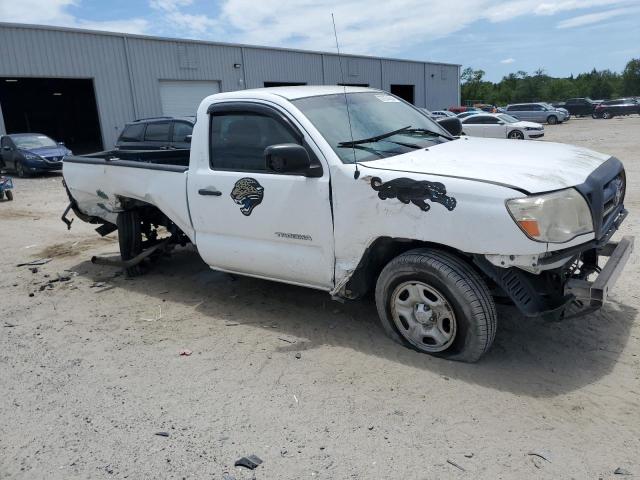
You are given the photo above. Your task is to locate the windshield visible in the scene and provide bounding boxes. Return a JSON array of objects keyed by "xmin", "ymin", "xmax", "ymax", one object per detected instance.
[
  {"xmin": 497, "ymin": 114, "xmax": 519, "ymax": 123},
  {"xmin": 11, "ymin": 134, "xmax": 57, "ymax": 149},
  {"xmin": 292, "ymin": 92, "xmax": 450, "ymax": 163}
]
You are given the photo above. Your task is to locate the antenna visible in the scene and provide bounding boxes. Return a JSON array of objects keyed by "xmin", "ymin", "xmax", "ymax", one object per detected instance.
[{"xmin": 331, "ymin": 13, "xmax": 360, "ymax": 179}]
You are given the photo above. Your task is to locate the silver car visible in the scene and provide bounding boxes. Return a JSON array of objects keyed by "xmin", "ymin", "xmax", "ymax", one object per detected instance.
[{"xmin": 505, "ymin": 102, "xmax": 567, "ymax": 125}]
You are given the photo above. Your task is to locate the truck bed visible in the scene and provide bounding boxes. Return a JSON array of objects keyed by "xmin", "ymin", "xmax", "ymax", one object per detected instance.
[
  {"xmin": 65, "ymin": 149, "xmax": 190, "ymax": 171},
  {"xmin": 63, "ymin": 149, "xmax": 195, "ymax": 241}
]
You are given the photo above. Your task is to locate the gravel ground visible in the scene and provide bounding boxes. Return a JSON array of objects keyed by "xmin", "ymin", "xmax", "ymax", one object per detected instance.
[{"xmin": 1, "ymin": 116, "xmax": 639, "ymax": 479}]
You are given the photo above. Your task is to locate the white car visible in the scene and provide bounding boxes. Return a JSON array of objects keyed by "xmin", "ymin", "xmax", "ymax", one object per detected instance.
[
  {"xmin": 430, "ymin": 110, "xmax": 457, "ymax": 119},
  {"xmin": 461, "ymin": 113, "xmax": 544, "ymax": 140},
  {"xmin": 62, "ymin": 86, "xmax": 632, "ymax": 362}
]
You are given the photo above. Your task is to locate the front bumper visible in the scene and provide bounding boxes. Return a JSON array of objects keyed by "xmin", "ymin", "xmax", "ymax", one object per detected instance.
[
  {"xmin": 23, "ymin": 157, "xmax": 63, "ymax": 171},
  {"xmin": 526, "ymin": 131, "xmax": 545, "ymax": 139},
  {"xmin": 565, "ymin": 236, "xmax": 634, "ymax": 309}
]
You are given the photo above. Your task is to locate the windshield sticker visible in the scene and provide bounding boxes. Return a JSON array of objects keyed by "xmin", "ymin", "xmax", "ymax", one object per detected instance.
[
  {"xmin": 375, "ymin": 94, "xmax": 400, "ymax": 103},
  {"xmin": 370, "ymin": 177, "xmax": 457, "ymax": 212},
  {"xmin": 230, "ymin": 178, "xmax": 264, "ymax": 216}
]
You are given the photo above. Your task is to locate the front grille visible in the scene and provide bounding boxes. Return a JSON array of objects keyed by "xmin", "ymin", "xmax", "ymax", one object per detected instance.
[
  {"xmin": 575, "ymin": 158, "xmax": 625, "ymax": 240},
  {"xmin": 44, "ymin": 156, "xmax": 62, "ymax": 163}
]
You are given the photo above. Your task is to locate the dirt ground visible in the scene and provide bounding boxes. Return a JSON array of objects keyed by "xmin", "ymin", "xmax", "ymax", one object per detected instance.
[{"xmin": 1, "ymin": 117, "xmax": 639, "ymax": 480}]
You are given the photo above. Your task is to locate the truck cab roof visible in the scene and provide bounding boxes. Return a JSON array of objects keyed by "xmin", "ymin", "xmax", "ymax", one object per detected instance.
[{"xmin": 209, "ymin": 85, "xmax": 380, "ymax": 102}]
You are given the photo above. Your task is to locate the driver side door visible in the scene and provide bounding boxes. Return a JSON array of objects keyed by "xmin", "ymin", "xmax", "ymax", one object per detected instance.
[
  {"xmin": 187, "ymin": 101, "xmax": 335, "ymax": 289},
  {"xmin": 0, "ymin": 136, "xmax": 17, "ymax": 169}
]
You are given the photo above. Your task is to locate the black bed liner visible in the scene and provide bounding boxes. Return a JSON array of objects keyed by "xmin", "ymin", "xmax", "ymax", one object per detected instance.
[{"xmin": 64, "ymin": 149, "xmax": 190, "ymax": 173}]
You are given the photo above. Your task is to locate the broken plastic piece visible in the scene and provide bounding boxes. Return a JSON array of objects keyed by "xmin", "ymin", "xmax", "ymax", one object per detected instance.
[{"xmin": 234, "ymin": 455, "xmax": 263, "ymax": 470}]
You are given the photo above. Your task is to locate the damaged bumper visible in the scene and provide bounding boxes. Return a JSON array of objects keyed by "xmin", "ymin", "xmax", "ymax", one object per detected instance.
[{"xmin": 564, "ymin": 236, "xmax": 634, "ymax": 308}]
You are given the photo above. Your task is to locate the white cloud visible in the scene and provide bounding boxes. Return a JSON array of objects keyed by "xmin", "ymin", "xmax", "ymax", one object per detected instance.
[
  {"xmin": 150, "ymin": 0, "xmax": 221, "ymax": 34},
  {"xmin": 500, "ymin": 58, "xmax": 515, "ymax": 64},
  {"xmin": 0, "ymin": 0, "xmax": 149, "ymax": 34},
  {"xmin": 556, "ymin": 6, "xmax": 635, "ymax": 28}
]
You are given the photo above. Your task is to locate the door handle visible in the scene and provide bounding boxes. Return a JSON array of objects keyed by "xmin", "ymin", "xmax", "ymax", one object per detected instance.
[{"xmin": 198, "ymin": 188, "xmax": 222, "ymax": 196}]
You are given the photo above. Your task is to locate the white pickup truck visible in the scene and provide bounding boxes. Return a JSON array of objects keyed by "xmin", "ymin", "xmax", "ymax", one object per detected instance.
[{"xmin": 62, "ymin": 86, "xmax": 633, "ymax": 362}]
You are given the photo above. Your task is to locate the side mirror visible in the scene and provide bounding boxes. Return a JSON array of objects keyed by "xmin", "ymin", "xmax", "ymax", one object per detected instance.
[
  {"xmin": 184, "ymin": 134, "xmax": 192, "ymax": 143},
  {"xmin": 497, "ymin": 121, "xmax": 505, "ymax": 125},
  {"xmin": 2, "ymin": 146, "xmax": 11, "ymax": 151},
  {"xmin": 57, "ymin": 141, "xmax": 65, "ymax": 146},
  {"xmin": 436, "ymin": 117, "xmax": 462, "ymax": 136},
  {"xmin": 265, "ymin": 143, "xmax": 316, "ymax": 176}
]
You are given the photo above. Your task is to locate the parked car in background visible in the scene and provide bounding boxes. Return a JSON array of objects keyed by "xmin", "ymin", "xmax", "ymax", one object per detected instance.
[
  {"xmin": 474, "ymin": 104, "xmax": 497, "ymax": 113},
  {"xmin": 559, "ymin": 98, "xmax": 597, "ymax": 117},
  {"xmin": 116, "ymin": 116, "xmax": 195, "ymax": 150},
  {"xmin": 0, "ymin": 133, "xmax": 72, "ymax": 177},
  {"xmin": 457, "ymin": 111, "xmax": 481, "ymax": 120},
  {"xmin": 430, "ymin": 110, "xmax": 457, "ymax": 119},
  {"xmin": 460, "ymin": 113, "xmax": 544, "ymax": 139},
  {"xmin": 593, "ymin": 98, "xmax": 640, "ymax": 119},
  {"xmin": 505, "ymin": 103, "xmax": 567, "ymax": 124},
  {"xmin": 540, "ymin": 102, "xmax": 570, "ymax": 120},
  {"xmin": 448, "ymin": 106, "xmax": 481, "ymax": 114}
]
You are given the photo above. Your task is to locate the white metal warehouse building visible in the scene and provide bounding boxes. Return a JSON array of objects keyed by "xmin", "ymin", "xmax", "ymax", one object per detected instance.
[{"xmin": 0, "ymin": 22, "xmax": 460, "ymax": 153}]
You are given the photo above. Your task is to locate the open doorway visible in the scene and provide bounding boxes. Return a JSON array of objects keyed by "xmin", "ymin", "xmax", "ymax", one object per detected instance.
[
  {"xmin": 390, "ymin": 84, "xmax": 415, "ymax": 104},
  {"xmin": 0, "ymin": 77, "xmax": 102, "ymax": 154}
]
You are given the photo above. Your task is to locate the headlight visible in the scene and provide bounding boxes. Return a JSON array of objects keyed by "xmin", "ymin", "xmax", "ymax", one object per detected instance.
[
  {"xmin": 24, "ymin": 153, "xmax": 42, "ymax": 161},
  {"xmin": 506, "ymin": 188, "xmax": 593, "ymax": 243}
]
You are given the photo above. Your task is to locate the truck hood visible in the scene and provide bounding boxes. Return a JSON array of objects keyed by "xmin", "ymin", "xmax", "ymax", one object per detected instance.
[{"xmin": 361, "ymin": 136, "xmax": 610, "ymax": 193}]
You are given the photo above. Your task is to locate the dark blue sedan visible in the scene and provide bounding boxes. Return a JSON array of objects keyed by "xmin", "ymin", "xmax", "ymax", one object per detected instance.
[{"xmin": 0, "ymin": 133, "xmax": 72, "ymax": 177}]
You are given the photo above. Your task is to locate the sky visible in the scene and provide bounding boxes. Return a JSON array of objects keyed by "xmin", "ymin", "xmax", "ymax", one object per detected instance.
[{"xmin": 0, "ymin": 0, "xmax": 639, "ymax": 81}]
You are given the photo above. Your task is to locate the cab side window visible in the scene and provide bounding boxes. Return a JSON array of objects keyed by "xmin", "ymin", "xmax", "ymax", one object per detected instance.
[
  {"xmin": 210, "ymin": 112, "xmax": 300, "ymax": 171},
  {"xmin": 172, "ymin": 121, "xmax": 193, "ymax": 142}
]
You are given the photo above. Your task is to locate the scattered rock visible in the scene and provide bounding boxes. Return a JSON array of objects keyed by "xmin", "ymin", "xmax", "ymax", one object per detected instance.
[
  {"xmin": 235, "ymin": 454, "xmax": 263, "ymax": 470},
  {"xmin": 30, "ymin": 267, "xmax": 38, "ymax": 274},
  {"xmin": 222, "ymin": 473, "xmax": 236, "ymax": 480},
  {"xmin": 464, "ymin": 453, "xmax": 474, "ymax": 458},
  {"xmin": 295, "ymin": 352, "xmax": 301, "ymax": 359},
  {"xmin": 179, "ymin": 349, "xmax": 192, "ymax": 356},
  {"xmin": 614, "ymin": 467, "xmax": 632, "ymax": 475},
  {"xmin": 28, "ymin": 293, "xmax": 34, "ymax": 297},
  {"xmin": 368, "ymin": 426, "xmax": 374, "ymax": 431}
]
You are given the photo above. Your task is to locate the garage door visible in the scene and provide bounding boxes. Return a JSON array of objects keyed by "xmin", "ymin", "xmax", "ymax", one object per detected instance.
[{"xmin": 159, "ymin": 80, "xmax": 221, "ymax": 117}]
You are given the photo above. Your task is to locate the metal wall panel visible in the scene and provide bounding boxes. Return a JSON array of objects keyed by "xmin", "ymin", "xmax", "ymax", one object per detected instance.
[
  {"xmin": 425, "ymin": 63, "xmax": 460, "ymax": 110},
  {"xmin": 381, "ymin": 60, "xmax": 426, "ymax": 107},
  {"xmin": 125, "ymin": 38, "xmax": 242, "ymax": 120},
  {"xmin": 242, "ymin": 48, "xmax": 324, "ymax": 89},
  {"xmin": 0, "ymin": 25, "xmax": 135, "ymax": 147},
  {"xmin": 321, "ymin": 55, "xmax": 382, "ymax": 88}
]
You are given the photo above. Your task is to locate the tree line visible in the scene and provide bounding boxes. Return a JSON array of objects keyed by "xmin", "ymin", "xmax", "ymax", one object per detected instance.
[{"xmin": 461, "ymin": 58, "xmax": 640, "ymax": 106}]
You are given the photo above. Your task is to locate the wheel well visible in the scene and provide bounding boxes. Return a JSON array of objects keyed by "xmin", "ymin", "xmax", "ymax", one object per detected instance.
[
  {"xmin": 115, "ymin": 196, "xmax": 188, "ymax": 241},
  {"xmin": 343, "ymin": 237, "xmax": 473, "ymax": 299}
]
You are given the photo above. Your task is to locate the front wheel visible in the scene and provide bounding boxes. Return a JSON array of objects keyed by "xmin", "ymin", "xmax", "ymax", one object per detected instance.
[
  {"xmin": 16, "ymin": 161, "xmax": 29, "ymax": 178},
  {"xmin": 602, "ymin": 111, "xmax": 613, "ymax": 119},
  {"xmin": 508, "ymin": 130, "xmax": 525, "ymax": 140},
  {"xmin": 375, "ymin": 249, "xmax": 497, "ymax": 362},
  {"xmin": 547, "ymin": 115, "xmax": 558, "ymax": 125},
  {"xmin": 5, "ymin": 190, "xmax": 13, "ymax": 201}
]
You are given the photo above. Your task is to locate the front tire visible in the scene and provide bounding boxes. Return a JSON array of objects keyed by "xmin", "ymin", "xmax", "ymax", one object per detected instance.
[
  {"xmin": 547, "ymin": 115, "xmax": 558, "ymax": 125},
  {"xmin": 602, "ymin": 111, "xmax": 613, "ymax": 119},
  {"xmin": 16, "ymin": 161, "xmax": 29, "ymax": 178},
  {"xmin": 375, "ymin": 249, "xmax": 497, "ymax": 362},
  {"xmin": 5, "ymin": 190, "xmax": 12, "ymax": 201},
  {"xmin": 508, "ymin": 130, "xmax": 525, "ymax": 140},
  {"xmin": 116, "ymin": 210, "xmax": 145, "ymax": 277}
]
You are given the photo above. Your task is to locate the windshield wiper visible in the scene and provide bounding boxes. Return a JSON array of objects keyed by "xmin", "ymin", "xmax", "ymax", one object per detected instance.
[
  {"xmin": 338, "ymin": 125, "xmax": 412, "ymax": 147},
  {"xmin": 404, "ymin": 128, "xmax": 453, "ymax": 141},
  {"xmin": 337, "ymin": 144, "xmax": 392, "ymax": 159}
]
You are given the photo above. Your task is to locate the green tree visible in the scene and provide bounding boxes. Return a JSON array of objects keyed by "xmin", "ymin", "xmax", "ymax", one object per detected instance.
[{"xmin": 622, "ymin": 58, "xmax": 640, "ymax": 96}]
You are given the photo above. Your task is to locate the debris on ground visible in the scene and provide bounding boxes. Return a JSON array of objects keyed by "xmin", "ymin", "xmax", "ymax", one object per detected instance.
[
  {"xmin": 234, "ymin": 454, "xmax": 263, "ymax": 470},
  {"xmin": 614, "ymin": 467, "xmax": 632, "ymax": 475},
  {"xmin": 154, "ymin": 432, "xmax": 170, "ymax": 437},
  {"xmin": 446, "ymin": 459, "xmax": 465, "ymax": 472},
  {"xmin": 141, "ymin": 306, "xmax": 162, "ymax": 322},
  {"xmin": 295, "ymin": 352, "xmax": 301, "ymax": 359},
  {"xmin": 527, "ymin": 450, "xmax": 552, "ymax": 463},
  {"xmin": 222, "ymin": 473, "xmax": 236, "ymax": 480},
  {"xmin": 3, "ymin": 322, "xmax": 17, "ymax": 328},
  {"xmin": 90, "ymin": 282, "xmax": 106, "ymax": 288},
  {"xmin": 16, "ymin": 258, "xmax": 52, "ymax": 267},
  {"xmin": 464, "ymin": 453, "xmax": 474, "ymax": 458},
  {"xmin": 179, "ymin": 349, "xmax": 192, "ymax": 356},
  {"xmin": 278, "ymin": 337, "xmax": 296, "ymax": 344}
]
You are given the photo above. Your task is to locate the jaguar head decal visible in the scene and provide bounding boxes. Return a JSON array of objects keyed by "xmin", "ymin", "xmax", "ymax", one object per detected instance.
[{"xmin": 230, "ymin": 178, "xmax": 264, "ymax": 216}]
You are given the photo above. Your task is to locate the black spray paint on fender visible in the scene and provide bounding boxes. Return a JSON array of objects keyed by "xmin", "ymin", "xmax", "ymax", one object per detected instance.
[{"xmin": 369, "ymin": 177, "xmax": 457, "ymax": 212}]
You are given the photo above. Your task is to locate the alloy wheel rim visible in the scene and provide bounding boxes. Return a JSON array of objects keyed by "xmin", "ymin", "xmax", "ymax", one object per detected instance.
[{"xmin": 390, "ymin": 281, "xmax": 457, "ymax": 352}]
